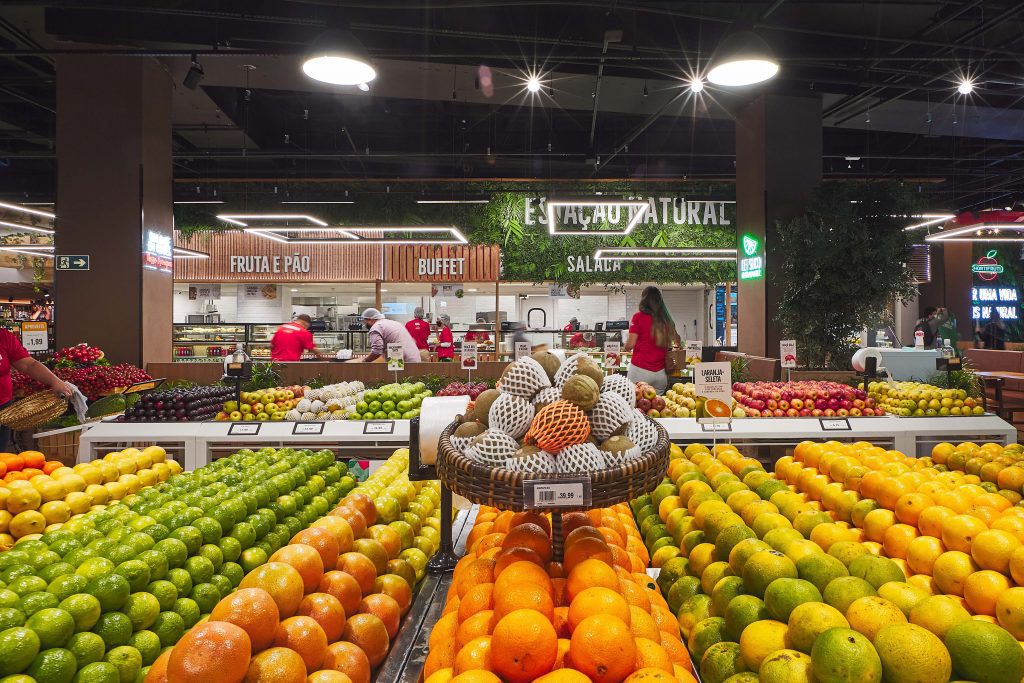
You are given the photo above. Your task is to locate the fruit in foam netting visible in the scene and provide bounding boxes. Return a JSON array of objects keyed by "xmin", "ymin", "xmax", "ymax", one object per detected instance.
[{"xmin": 561, "ymin": 375, "xmax": 601, "ymax": 411}]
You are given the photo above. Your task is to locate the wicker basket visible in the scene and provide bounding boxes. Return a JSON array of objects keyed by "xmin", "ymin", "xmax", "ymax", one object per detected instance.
[
  {"xmin": 437, "ymin": 414, "xmax": 670, "ymax": 511},
  {"xmin": 0, "ymin": 391, "xmax": 68, "ymax": 432}
]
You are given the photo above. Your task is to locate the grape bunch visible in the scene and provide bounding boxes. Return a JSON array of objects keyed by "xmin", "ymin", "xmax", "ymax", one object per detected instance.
[{"xmin": 53, "ymin": 343, "xmax": 105, "ymax": 367}]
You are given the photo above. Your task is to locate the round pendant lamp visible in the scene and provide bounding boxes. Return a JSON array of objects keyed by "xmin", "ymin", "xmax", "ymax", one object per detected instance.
[
  {"xmin": 707, "ymin": 29, "xmax": 779, "ymax": 87},
  {"xmin": 302, "ymin": 28, "xmax": 376, "ymax": 86}
]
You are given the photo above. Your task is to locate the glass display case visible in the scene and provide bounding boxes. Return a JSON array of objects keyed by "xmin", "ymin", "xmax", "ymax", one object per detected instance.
[{"xmin": 172, "ymin": 324, "xmax": 247, "ymax": 361}]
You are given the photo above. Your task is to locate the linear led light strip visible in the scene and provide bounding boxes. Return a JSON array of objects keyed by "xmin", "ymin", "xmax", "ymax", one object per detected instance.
[
  {"xmin": 0, "ymin": 201, "xmax": 55, "ymax": 220},
  {"xmin": 242, "ymin": 227, "xmax": 359, "ymax": 244},
  {"xmin": 904, "ymin": 213, "xmax": 956, "ymax": 231},
  {"xmin": 925, "ymin": 224, "xmax": 1024, "ymax": 242},
  {"xmin": 216, "ymin": 214, "xmax": 328, "ymax": 227},
  {"xmin": 173, "ymin": 246, "xmax": 209, "ymax": 259},
  {"xmin": 0, "ymin": 245, "xmax": 54, "ymax": 258},
  {"xmin": 0, "ymin": 220, "xmax": 53, "ymax": 235},
  {"xmin": 547, "ymin": 199, "xmax": 649, "ymax": 236},
  {"xmin": 594, "ymin": 247, "xmax": 737, "ymax": 261},
  {"xmin": 338, "ymin": 227, "xmax": 468, "ymax": 244}
]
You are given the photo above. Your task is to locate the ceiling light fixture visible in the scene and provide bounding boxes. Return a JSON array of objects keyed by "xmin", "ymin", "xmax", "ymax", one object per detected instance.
[
  {"xmin": 957, "ymin": 79, "xmax": 974, "ymax": 95},
  {"xmin": 415, "ymin": 194, "xmax": 490, "ymax": 205},
  {"xmin": 903, "ymin": 213, "xmax": 956, "ymax": 231},
  {"xmin": 243, "ymin": 226, "xmax": 358, "ymax": 244},
  {"xmin": 216, "ymin": 214, "xmax": 328, "ymax": 228},
  {"xmin": 0, "ymin": 220, "xmax": 53, "ymax": 235},
  {"xmin": 280, "ymin": 200, "xmax": 356, "ymax": 205},
  {"xmin": 183, "ymin": 54, "xmax": 204, "ymax": 90},
  {"xmin": 0, "ymin": 201, "xmax": 55, "ymax": 220},
  {"xmin": 707, "ymin": 28, "xmax": 779, "ymax": 86},
  {"xmin": 302, "ymin": 28, "xmax": 377, "ymax": 86},
  {"xmin": 172, "ymin": 246, "xmax": 209, "ymax": 259},
  {"xmin": 925, "ymin": 224, "xmax": 1024, "ymax": 242},
  {"xmin": 546, "ymin": 198, "xmax": 649, "ymax": 236},
  {"xmin": 593, "ymin": 247, "xmax": 738, "ymax": 262},
  {"xmin": 174, "ymin": 200, "xmax": 225, "ymax": 205},
  {"xmin": 689, "ymin": 78, "xmax": 704, "ymax": 93},
  {"xmin": 526, "ymin": 76, "xmax": 542, "ymax": 93},
  {"xmin": 343, "ymin": 226, "xmax": 468, "ymax": 245},
  {"xmin": 0, "ymin": 245, "xmax": 54, "ymax": 258}
]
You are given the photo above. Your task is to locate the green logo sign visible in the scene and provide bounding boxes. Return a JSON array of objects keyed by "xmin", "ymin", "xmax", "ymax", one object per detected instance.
[
  {"xmin": 739, "ymin": 233, "xmax": 764, "ymax": 280},
  {"xmin": 972, "ymin": 250, "xmax": 1004, "ymax": 281}
]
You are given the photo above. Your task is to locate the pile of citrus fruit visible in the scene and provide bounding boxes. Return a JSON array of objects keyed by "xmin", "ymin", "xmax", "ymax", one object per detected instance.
[
  {"xmin": 1, "ymin": 447, "xmax": 175, "ymax": 545},
  {"xmin": 633, "ymin": 442, "xmax": 1024, "ymax": 683},
  {"xmin": 147, "ymin": 448, "xmax": 443, "ymax": 683},
  {"xmin": 0, "ymin": 445, "xmax": 353, "ymax": 683},
  {"xmin": 863, "ymin": 381, "xmax": 983, "ymax": 416},
  {"xmin": 423, "ymin": 504, "xmax": 696, "ymax": 683}
]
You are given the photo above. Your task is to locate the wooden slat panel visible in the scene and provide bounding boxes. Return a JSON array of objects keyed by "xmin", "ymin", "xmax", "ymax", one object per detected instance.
[
  {"xmin": 384, "ymin": 244, "xmax": 500, "ymax": 282},
  {"xmin": 173, "ymin": 232, "xmax": 384, "ymax": 283}
]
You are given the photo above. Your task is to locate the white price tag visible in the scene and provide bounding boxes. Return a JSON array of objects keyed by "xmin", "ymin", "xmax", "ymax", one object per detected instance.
[
  {"xmin": 514, "ymin": 341, "xmax": 531, "ymax": 361},
  {"xmin": 604, "ymin": 341, "xmax": 621, "ymax": 369},
  {"xmin": 780, "ymin": 340, "xmax": 797, "ymax": 369},
  {"xmin": 228, "ymin": 422, "xmax": 261, "ymax": 435},
  {"xmin": 363, "ymin": 421, "xmax": 395, "ymax": 435},
  {"xmin": 819, "ymin": 418, "xmax": 851, "ymax": 431},
  {"xmin": 387, "ymin": 343, "xmax": 405, "ymax": 371},
  {"xmin": 700, "ymin": 422, "xmax": 732, "ymax": 432},
  {"xmin": 21, "ymin": 322, "xmax": 48, "ymax": 352},
  {"xmin": 292, "ymin": 422, "xmax": 325, "ymax": 435},
  {"xmin": 524, "ymin": 477, "xmax": 592, "ymax": 508}
]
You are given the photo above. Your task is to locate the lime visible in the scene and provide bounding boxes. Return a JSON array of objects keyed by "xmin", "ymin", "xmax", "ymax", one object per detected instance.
[
  {"xmin": 9, "ymin": 576, "xmax": 48, "ymax": 597},
  {"xmin": 26, "ymin": 608, "xmax": 75, "ymax": 649},
  {"xmin": 27, "ymin": 647, "xmax": 78, "ymax": 683},
  {"xmin": 193, "ymin": 518, "xmax": 223, "ymax": 545},
  {"xmin": 122, "ymin": 593, "xmax": 160, "ymax": 632},
  {"xmin": 48, "ymin": 575, "xmax": 90, "ymax": 602},
  {"xmin": 86, "ymin": 574, "xmax": 130, "ymax": 613},
  {"xmin": 171, "ymin": 598, "xmax": 200, "ymax": 629},
  {"xmin": 238, "ymin": 547, "xmax": 268, "ymax": 574},
  {"xmin": 38, "ymin": 563, "xmax": 76, "ymax": 584},
  {"xmin": 0, "ymin": 607, "xmax": 25, "ymax": 630},
  {"xmin": 113, "ymin": 562, "xmax": 150, "ymax": 594},
  {"xmin": 71, "ymin": 661, "xmax": 120, "ymax": 683},
  {"xmin": 30, "ymin": 551, "xmax": 62, "ymax": 572},
  {"xmin": 216, "ymin": 536, "xmax": 241, "ymax": 564},
  {"xmin": 151, "ymin": 540, "xmax": 187, "ymax": 570},
  {"xmin": 208, "ymin": 575, "xmax": 231, "ymax": 599},
  {"xmin": 163, "ymin": 569, "xmax": 191, "ymax": 599},
  {"xmin": 198, "ymin": 545, "xmax": 223, "ymax": 573},
  {"xmin": 133, "ymin": 551, "xmax": 167, "ymax": 582},
  {"xmin": 0, "ymin": 627, "xmax": 41, "ymax": 676},
  {"xmin": 219, "ymin": 562, "xmax": 244, "ymax": 588},
  {"xmin": 66, "ymin": 632, "xmax": 106, "ymax": 667},
  {"xmin": 104, "ymin": 645, "xmax": 142, "ymax": 683},
  {"xmin": 58, "ymin": 594, "xmax": 102, "ymax": 632},
  {"xmin": 1, "ymin": 565, "xmax": 37, "ymax": 585},
  {"xmin": 123, "ymin": 534, "xmax": 154, "ymax": 555},
  {"xmin": 0, "ymin": 589, "xmax": 21, "ymax": 609},
  {"xmin": 188, "ymin": 583, "xmax": 220, "ymax": 614},
  {"xmin": 141, "ymin": 524, "xmax": 169, "ymax": 542},
  {"xmin": 229, "ymin": 522, "xmax": 256, "ymax": 550},
  {"xmin": 20, "ymin": 591, "xmax": 60, "ymax": 616},
  {"xmin": 127, "ymin": 631, "xmax": 161, "ymax": 666},
  {"xmin": 168, "ymin": 527, "xmax": 202, "ymax": 556},
  {"xmin": 150, "ymin": 612, "xmax": 184, "ymax": 648},
  {"xmin": 92, "ymin": 612, "xmax": 132, "ymax": 649},
  {"xmin": 183, "ymin": 556, "xmax": 214, "ymax": 586}
]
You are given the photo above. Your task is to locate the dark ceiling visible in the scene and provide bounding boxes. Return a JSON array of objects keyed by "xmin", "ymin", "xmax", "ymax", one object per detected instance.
[{"xmin": 0, "ymin": 1, "xmax": 1023, "ymax": 209}]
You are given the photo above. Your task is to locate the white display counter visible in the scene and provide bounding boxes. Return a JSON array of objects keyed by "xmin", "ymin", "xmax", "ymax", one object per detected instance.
[{"xmin": 873, "ymin": 347, "xmax": 941, "ymax": 381}]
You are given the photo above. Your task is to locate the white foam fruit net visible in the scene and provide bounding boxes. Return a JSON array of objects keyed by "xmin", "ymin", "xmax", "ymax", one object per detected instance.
[
  {"xmin": 601, "ymin": 443, "xmax": 642, "ymax": 468},
  {"xmin": 554, "ymin": 352, "xmax": 593, "ymax": 388},
  {"xmin": 499, "ymin": 357, "xmax": 551, "ymax": 399},
  {"xmin": 557, "ymin": 442, "xmax": 608, "ymax": 474},
  {"xmin": 532, "ymin": 386, "xmax": 561, "ymax": 409},
  {"xmin": 488, "ymin": 393, "xmax": 535, "ymax": 439},
  {"xmin": 464, "ymin": 429, "xmax": 520, "ymax": 467},
  {"xmin": 627, "ymin": 413, "xmax": 659, "ymax": 453},
  {"xmin": 451, "ymin": 433, "xmax": 477, "ymax": 455},
  {"xmin": 587, "ymin": 392, "xmax": 635, "ymax": 442},
  {"xmin": 601, "ymin": 373, "xmax": 637, "ymax": 408},
  {"xmin": 504, "ymin": 449, "xmax": 558, "ymax": 475}
]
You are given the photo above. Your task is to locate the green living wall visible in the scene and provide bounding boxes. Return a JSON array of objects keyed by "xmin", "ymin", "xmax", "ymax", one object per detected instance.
[{"xmin": 175, "ymin": 182, "xmax": 737, "ymax": 287}]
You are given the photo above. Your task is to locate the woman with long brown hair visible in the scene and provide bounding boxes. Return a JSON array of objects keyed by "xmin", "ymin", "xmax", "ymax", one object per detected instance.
[{"xmin": 624, "ymin": 286, "xmax": 679, "ymax": 392}]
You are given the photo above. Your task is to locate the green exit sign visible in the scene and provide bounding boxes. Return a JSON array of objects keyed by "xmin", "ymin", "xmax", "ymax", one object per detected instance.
[{"xmin": 739, "ymin": 233, "xmax": 764, "ymax": 280}]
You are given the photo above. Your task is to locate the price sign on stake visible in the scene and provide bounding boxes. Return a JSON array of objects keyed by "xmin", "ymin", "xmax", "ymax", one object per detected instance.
[
  {"xmin": 514, "ymin": 341, "xmax": 531, "ymax": 361},
  {"xmin": 604, "ymin": 341, "xmax": 621, "ymax": 369},
  {"xmin": 387, "ymin": 343, "xmax": 405, "ymax": 372},
  {"xmin": 684, "ymin": 340, "xmax": 702, "ymax": 366},
  {"xmin": 694, "ymin": 361, "xmax": 733, "ymax": 426},
  {"xmin": 780, "ymin": 340, "xmax": 797, "ymax": 369},
  {"xmin": 461, "ymin": 341, "xmax": 478, "ymax": 371},
  {"xmin": 21, "ymin": 322, "xmax": 47, "ymax": 352},
  {"xmin": 524, "ymin": 478, "xmax": 592, "ymax": 509}
]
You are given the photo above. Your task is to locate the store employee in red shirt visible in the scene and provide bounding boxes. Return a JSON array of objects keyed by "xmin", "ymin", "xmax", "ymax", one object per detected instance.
[
  {"xmin": 405, "ymin": 307, "xmax": 431, "ymax": 360},
  {"xmin": 0, "ymin": 329, "xmax": 73, "ymax": 450},
  {"xmin": 623, "ymin": 286, "xmax": 679, "ymax": 394},
  {"xmin": 270, "ymin": 314, "xmax": 323, "ymax": 362}
]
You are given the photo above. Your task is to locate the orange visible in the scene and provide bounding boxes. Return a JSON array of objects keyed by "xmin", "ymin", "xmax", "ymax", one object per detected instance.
[
  {"xmin": 458, "ymin": 583, "xmax": 495, "ymax": 622},
  {"xmin": 906, "ymin": 536, "xmax": 945, "ymax": 576},
  {"xmin": 359, "ymin": 593, "xmax": 402, "ymax": 640},
  {"xmin": 494, "ymin": 582, "xmax": 555, "ymax": 620},
  {"xmin": 568, "ymin": 614, "xmax": 636, "ymax": 683},
  {"xmin": 651, "ymin": 605, "xmax": 681, "ymax": 638},
  {"xmin": 331, "ymin": 507, "xmax": 367, "ymax": 540},
  {"xmin": 633, "ymin": 637, "xmax": 674, "ymax": 673},
  {"xmin": 323, "ymin": 641, "xmax": 370, "ymax": 683},
  {"xmin": 502, "ymin": 523, "xmax": 552, "ymax": 563},
  {"xmin": 997, "ymin": 466, "xmax": 1024, "ymax": 491},
  {"xmin": 337, "ymin": 553, "xmax": 379, "ymax": 595},
  {"xmin": 553, "ymin": 606, "xmax": 571, "ymax": 638},
  {"xmin": 566, "ymin": 558, "xmax": 620, "ymax": 600},
  {"xmin": 509, "ymin": 511, "xmax": 552, "ymax": 536},
  {"xmin": 167, "ymin": 620, "xmax": 252, "ymax": 683},
  {"xmin": 862, "ymin": 508, "xmax": 896, "ymax": 543},
  {"xmin": 535, "ymin": 669, "xmax": 590, "ymax": 682},
  {"xmin": 882, "ymin": 524, "xmax": 919, "ymax": 560},
  {"xmin": 429, "ymin": 612, "xmax": 459, "ymax": 651},
  {"xmin": 562, "ymin": 512, "xmax": 594, "ymax": 536},
  {"xmin": 962, "ymin": 570, "xmax": 1011, "ymax": 616},
  {"xmin": 491, "ymin": 608, "xmax": 559, "ymax": 683},
  {"xmin": 472, "ymin": 533, "xmax": 507, "ymax": 556},
  {"xmin": 991, "ymin": 515, "xmax": 1024, "ymax": 543},
  {"xmin": 453, "ymin": 635, "xmax": 493, "ymax": 674},
  {"xmin": 367, "ymin": 525, "xmax": 402, "ymax": 559},
  {"xmin": 210, "ymin": 587, "xmax": 281, "ymax": 652},
  {"xmin": 342, "ymin": 492, "xmax": 377, "ymax": 525},
  {"xmin": 971, "ymin": 529, "xmax": 1021, "ymax": 574},
  {"xmin": 374, "ymin": 574, "xmax": 413, "ymax": 614},
  {"xmin": 493, "ymin": 511, "xmax": 516, "ymax": 533},
  {"xmin": 659, "ymin": 631, "xmax": 690, "ymax": 665},
  {"xmin": 456, "ymin": 558, "xmax": 496, "ymax": 598},
  {"xmin": 628, "ymin": 606, "xmax": 660, "ymax": 641},
  {"xmin": 457, "ymin": 610, "xmax": 497, "ymax": 649},
  {"xmin": 319, "ymin": 571, "xmax": 363, "ymax": 617},
  {"xmin": 567, "ymin": 587, "xmax": 631, "ymax": 631},
  {"xmin": 245, "ymin": 647, "xmax": 307, "ymax": 683},
  {"xmin": 564, "ymin": 536, "xmax": 613, "ymax": 573},
  {"xmin": 342, "ymin": 613, "xmax": 390, "ymax": 668},
  {"xmin": 941, "ymin": 515, "xmax": 988, "ymax": 554},
  {"xmin": 878, "ymin": 478, "xmax": 910, "ymax": 509},
  {"xmin": 494, "ymin": 561, "xmax": 553, "ymax": 597},
  {"xmin": 274, "ymin": 615, "xmax": 329, "ymax": 672},
  {"xmin": 619, "ymin": 580, "xmax": 651, "ymax": 611},
  {"xmin": 308, "ymin": 672, "xmax": 354, "ymax": 683},
  {"xmin": 932, "ymin": 551, "xmax": 978, "ymax": 597},
  {"xmin": 466, "ymin": 522, "xmax": 496, "ymax": 551},
  {"xmin": 895, "ymin": 493, "xmax": 933, "ymax": 526},
  {"xmin": 625, "ymin": 669, "xmax": 679, "ymax": 682},
  {"xmin": 271, "ymin": 544, "xmax": 326, "ymax": 594},
  {"xmin": 292, "ymin": 527, "xmax": 342, "ymax": 570},
  {"xmin": 918, "ymin": 506, "xmax": 956, "ymax": 538},
  {"xmin": 450, "ymin": 672, "xmax": 502, "ymax": 683},
  {"xmin": 147, "ymin": 650, "xmax": 172, "ymax": 683},
  {"xmin": 495, "ymin": 547, "xmax": 546, "ymax": 575},
  {"xmin": 240, "ymin": 562, "xmax": 307, "ymax": 618},
  {"xmin": 297, "ymin": 593, "xmax": 347, "ymax": 643}
]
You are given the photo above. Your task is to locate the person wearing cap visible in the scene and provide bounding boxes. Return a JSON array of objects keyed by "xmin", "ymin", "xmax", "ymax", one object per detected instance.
[
  {"xmin": 563, "ymin": 316, "xmax": 580, "ymax": 332},
  {"xmin": 464, "ymin": 317, "xmax": 492, "ymax": 344},
  {"xmin": 271, "ymin": 314, "xmax": 324, "ymax": 362},
  {"xmin": 405, "ymin": 307, "xmax": 432, "ymax": 361},
  {"xmin": 570, "ymin": 330, "xmax": 597, "ymax": 348},
  {"xmin": 437, "ymin": 314, "xmax": 455, "ymax": 362},
  {"xmin": 356, "ymin": 308, "xmax": 421, "ymax": 363}
]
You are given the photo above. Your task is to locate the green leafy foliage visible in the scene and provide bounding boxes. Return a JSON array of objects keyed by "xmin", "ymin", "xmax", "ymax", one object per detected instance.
[
  {"xmin": 775, "ymin": 182, "xmax": 921, "ymax": 370},
  {"xmin": 243, "ymin": 362, "xmax": 282, "ymax": 391}
]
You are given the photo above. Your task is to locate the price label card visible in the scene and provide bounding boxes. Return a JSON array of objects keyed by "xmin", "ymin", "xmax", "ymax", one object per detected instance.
[
  {"xmin": 819, "ymin": 418, "xmax": 851, "ymax": 431},
  {"xmin": 461, "ymin": 341, "xmax": 478, "ymax": 370},
  {"xmin": 387, "ymin": 344, "xmax": 405, "ymax": 371},
  {"xmin": 780, "ymin": 340, "xmax": 797, "ymax": 369},
  {"xmin": 363, "ymin": 421, "xmax": 395, "ymax": 435},
  {"xmin": 684, "ymin": 340, "xmax": 702, "ymax": 366},
  {"xmin": 228, "ymin": 423, "xmax": 261, "ymax": 436},
  {"xmin": 524, "ymin": 478, "xmax": 592, "ymax": 508},
  {"xmin": 292, "ymin": 422, "xmax": 325, "ymax": 435},
  {"xmin": 21, "ymin": 322, "xmax": 47, "ymax": 352},
  {"xmin": 701, "ymin": 422, "xmax": 732, "ymax": 432},
  {"xmin": 514, "ymin": 341, "xmax": 531, "ymax": 361},
  {"xmin": 604, "ymin": 341, "xmax": 621, "ymax": 369}
]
